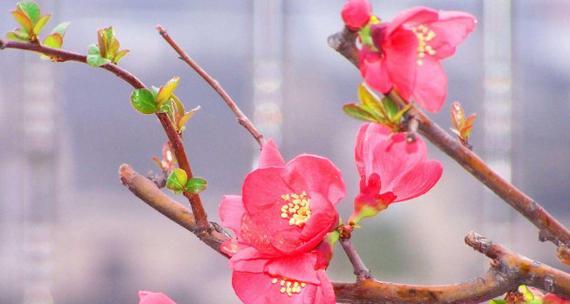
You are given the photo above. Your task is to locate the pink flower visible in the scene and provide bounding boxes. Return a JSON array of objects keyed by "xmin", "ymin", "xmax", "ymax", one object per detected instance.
[
  {"xmin": 360, "ymin": 6, "xmax": 476, "ymax": 112},
  {"xmin": 138, "ymin": 291, "xmax": 176, "ymax": 304},
  {"xmin": 352, "ymin": 123, "xmax": 442, "ymax": 221},
  {"xmin": 230, "ymin": 242, "xmax": 335, "ymax": 304},
  {"xmin": 341, "ymin": 0, "xmax": 373, "ymax": 30},
  {"xmin": 219, "ymin": 139, "xmax": 345, "ymax": 257}
]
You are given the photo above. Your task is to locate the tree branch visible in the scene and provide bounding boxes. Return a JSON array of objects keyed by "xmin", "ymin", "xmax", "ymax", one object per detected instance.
[
  {"xmin": 156, "ymin": 25, "xmax": 264, "ymax": 148},
  {"xmin": 0, "ymin": 39, "xmax": 210, "ymax": 229},
  {"xmin": 119, "ymin": 164, "xmax": 229, "ymax": 255},
  {"xmin": 327, "ymin": 27, "xmax": 570, "ymax": 251},
  {"xmin": 340, "ymin": 238, "xmax": 372, "ymax": 281},
  {"xmin": 334, "ymin": 231, "xmax": 570, "ymax": 303}
]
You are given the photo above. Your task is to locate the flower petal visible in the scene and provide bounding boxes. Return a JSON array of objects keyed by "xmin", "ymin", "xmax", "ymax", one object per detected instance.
[
  {"xmin": 355, "ymin": 123, "xmax": 390, "ymax": 178},
  {"xmin": 386, "ymin": 6, "xmax": 438, "ymax": 36},
  {"xmin": 284, "ymin": 155, "xmax": 346, "ymax": 205},
  {"xmin": 360, "ymin": 47, "xmax": 393, "ymax": 93},
  {"xmin": 411, "ymin": 59, "xmax": 447, "ymax": 112},
  {"xmin": 384, "ymin": 27, "xmax": 418, "ymax": 99},
  {"xmin": 232, "ymin": 271, "xmax": 318, "ymax": 304},
  {"xmin": 243, "ymin": 167, "xmax": 292, "ymax": 216},
  {"xmin": 392, "ymin": 160, "xmax": 443, "ymax": 202},
  {"xmin": 138, "ymin": 291, "xmax": 176, "ymax": 304},
  {"xmin": 372, "ymin": 132, "xmax": 427, "ymax": 191},
  {"xmin": 314, "ymin": 270, "xmax": 336, "ymax": 304},
  {"xmin": 219, "ymin": 195, "xmax": 245, "ymax": 235},
  {"xmin": 265, "ymin": 253, "xmax": 319, "ymax": 284},
  {"xmin": 230, "ymin": 246, "xmax": 269, "ymax": 273},
  {"xmin": 258, "ymin": 139, "xmax": 285, "ymax": 169},
  {"xmin": 430, "ymin": 11, "xmax": 477, "ymax": 59}
]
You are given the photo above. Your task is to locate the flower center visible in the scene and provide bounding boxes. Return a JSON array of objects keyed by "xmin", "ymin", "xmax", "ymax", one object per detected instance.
[
  {"xmin": 271, "ymin": 277, "xmax": 306, "ymax": 297},
  {"xmin": 280, "ymin": 192, "xmax": 311, "ymax": 226},
  {"xmin": 413, "ymin": 24, "xmax": 436, "ymax": 66}
]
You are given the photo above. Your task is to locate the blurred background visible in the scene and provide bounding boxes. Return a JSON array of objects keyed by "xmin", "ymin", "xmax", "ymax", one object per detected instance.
[{"xmin": 0, "ymin": 0, "xmax": 569, "ymax": 303}]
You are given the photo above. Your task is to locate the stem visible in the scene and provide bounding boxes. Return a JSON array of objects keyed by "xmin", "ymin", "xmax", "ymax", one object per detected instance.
[
  {"xmin": 0, "ymin": 40, "xmax": 209, "ymax": 229},
  {"xmin": 340, "ymin": 238, "xmax": 372, "ymax": 281},
  {"xmin": 156, "ymin": 25, "xmax": 264, "ymax": 148},
  {"xmin": 327, "ymin": 27, "xmax": 570, "ymax": 250}
]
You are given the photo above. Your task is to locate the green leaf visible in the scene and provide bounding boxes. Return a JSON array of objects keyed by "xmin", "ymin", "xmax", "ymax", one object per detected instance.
[
  {"xmin": 87, "ymin": 44, "xmax": 100, "ymax": 55},
  {"xmin": 178, "ymin": 106, "xmax": 200, "ymax": 132},
  {"xmin": 158, "ymin": 99, "xmax": 174, "ymax": 117},
  {"xmin": 130, "ymin": 88, "xmax": 158, "ymax": 114},
  {"xmin": 42, "ymin": 33, "xmax": 62, "ymax": 48},
  {"xmin": 51, "ymin": 21, "xmax": 70, "ymax": 36},
  {"xmin": 113, "ymin": 49, "xmax": 129, "ymax": 64},
  {"xmin": 185, "ymin": 177, "xmax": 207, "ymax": 194},
  {"xmin": 11, "ymin": 10, "xmax": 33, "ymax": 34},
  {"xmin": 32, "ymin": 14, "xmax": 51, "ymax": 35},
  {"xmin": 391, "ymin": 104, "xmax": 412, "ymax": 124},
  {"xmin": 6, "ymin": 30, "xmax": 29, "ymax": 41},
  {"xmin": 343, "ymin": 104, "xmax": 379, "ymax": 123},
  {"xmin": 166, "ymin": 168, "xmax": 188, "ymax": 193},
  {"xmin": 382, "ymin": 97, "xmax": 399, "ymax": 119},
  {"xmin": 87, "ymin": 53, "xmax": 110, "ymax": 67},
  {"xmin": 519, "ymin": 285, "xmax": 535, "ymax": 302},
  {"xmin": 488, "ymin": 300, "xmax": 507, "ymax": 304},
  {"xmin": 325, "ymin": 231, "xmax": 340, "ymax": 247},
  {"xmin": 17, "ymin": 1, "xmax": 41, "ymax": 24},
  {"xmin": 156, "ymin": 76, "xmax": 180, "ymax": 105}
]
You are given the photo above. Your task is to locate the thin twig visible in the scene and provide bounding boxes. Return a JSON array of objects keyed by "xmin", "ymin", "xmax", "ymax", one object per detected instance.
[
  {"xmin": 119, "ymin": 164, "xmax": 229, "ymax": 255},
  {"xmin": 0, "ymin": 39, "xmax": 210, "ymax": 229},
  {"xmin": 334, "ymin": 231, "xmax": 570, "ymax": 303},
  {"xmin": 340, "ymin": 238, "xmax": 372, "ymax": 281},
  {"xmin": 327, "ymin": 27, "xmax": 570, "ymax": 252},
  {"xmin": 156, "ymin": 25, "xmax": 264, "ymax": 148}
]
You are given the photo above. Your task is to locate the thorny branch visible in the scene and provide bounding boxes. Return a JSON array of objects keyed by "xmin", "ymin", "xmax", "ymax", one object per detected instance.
[
  {"xmin": 327, "ymin": 26, "xmax": 570, "ymax": 254},
  {"xmin": 0, "ymin": 39, "xmax": 210, "ymax": 230},
  {"xmin": 156, "ymin": 25, "xmax": 264, "ymax": 148}
]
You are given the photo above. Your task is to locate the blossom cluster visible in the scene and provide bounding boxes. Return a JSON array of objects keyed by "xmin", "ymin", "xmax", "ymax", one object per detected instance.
[{"xmin": 144, "ymin": 0, "xmax": 478, "ymax": 303}]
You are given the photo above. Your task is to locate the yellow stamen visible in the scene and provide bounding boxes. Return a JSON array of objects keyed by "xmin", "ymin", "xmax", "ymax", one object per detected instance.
[{"xmin": 279, "ymin": 191, "xmax": 312, "ymax": 226}]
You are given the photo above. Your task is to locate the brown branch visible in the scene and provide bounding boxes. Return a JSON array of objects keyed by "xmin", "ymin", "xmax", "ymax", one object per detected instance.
[
  {"xmin": 327, "ymin": 27, "xmax": 570, "ymax": 250},
  {"xmin": 156, "ymin": 25, "xmax": 264, "ymax": 148},
  {"xmin": 119, "ymin": 164, "xmax": 229, "ymax": 255},
  {"xmin": 334, "ymin": 231, "xmax": 570, "ymax": 303},
  {"xmin": 0, "ymin": 39, "xmax": 210, "ymax": 229}
]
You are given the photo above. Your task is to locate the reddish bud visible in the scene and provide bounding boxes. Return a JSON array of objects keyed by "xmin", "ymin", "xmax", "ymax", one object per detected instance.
[{"xmin": 341, "ymin": 0, "xmax": 372, "ymax": 30}]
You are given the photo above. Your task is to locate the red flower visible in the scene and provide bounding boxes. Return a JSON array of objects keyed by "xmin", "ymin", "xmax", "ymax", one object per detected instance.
[
  {"xmin": 138, "ymin": 291, "xmax": 176, "ymax": 304},
  {"xmin": 360, "ymin": 6, "xmax": 476, "ymax": 112},
  {"xmin": 341, "ymin": 0, "xmax": 373, "ymax": 30},
  {"xmin": 230, "ymin": 242, "xmax": 335, "ymax": 304},
  {"xmin": 352, "ymin": 123, "xmax": 442, "ymax": 221},
  {"xmin": 219, "ymin": 139, "xmax": 345, "ymax": 257},
  {"xmin": 544, "ymin": 293, "xmax": 570, "ymax": 304}
]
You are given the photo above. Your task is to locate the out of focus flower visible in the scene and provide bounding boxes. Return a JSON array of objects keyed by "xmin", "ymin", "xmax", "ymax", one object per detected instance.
[{"xmin": 138, "ymin": 291, "xmax": 176, "ymax": 304}]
